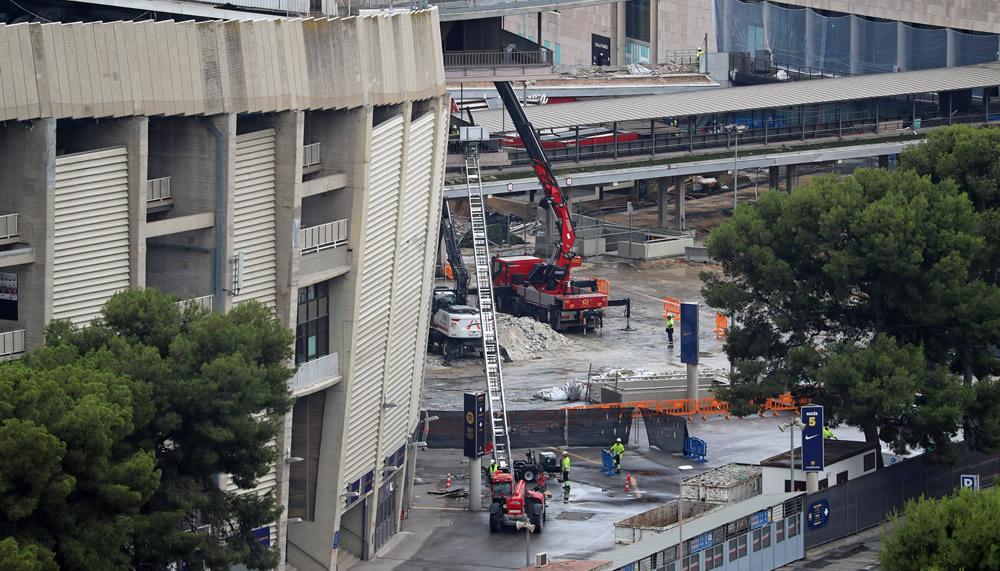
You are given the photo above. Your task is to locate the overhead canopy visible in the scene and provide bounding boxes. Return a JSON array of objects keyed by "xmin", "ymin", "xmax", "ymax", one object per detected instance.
[{"xmin": 472, "ymin": 62, "xmax": 1000, "ymax": 133}]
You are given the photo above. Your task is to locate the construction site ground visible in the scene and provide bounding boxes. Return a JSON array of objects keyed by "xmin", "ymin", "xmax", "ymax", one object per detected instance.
[{"xmin": 421, "ymin": 256, "xmax": 729, "ymax": 410}]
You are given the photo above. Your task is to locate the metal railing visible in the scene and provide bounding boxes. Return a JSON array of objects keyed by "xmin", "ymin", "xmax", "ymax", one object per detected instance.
[
  {"xmin": 185, "ymin": 0, "xmax": 310, "ymax": 14},
  {"xmin": 0, "ymin": 213, "xmax": 18, "ymax": 240},
  {"xmin": 147, "ymin": 177, "xmax": 172, "ymax": 202},
  {"xmin": 302, "ymin": 143, "xmax": 322, "ymax": 170},
  {"xmin": 292, "ymin": 352, "xmax": 340, "ymax": 394},
  {"xmin": 176, "ymin": 294, "xmax": 214, "ymax": 312},
  {"xmin": 0, "ymin": 329, "xmax": 25, "ymax": 361},
  {"xmin": 299, "ymin": 219, "xmax": 349, "ymax": 253},
  {"xmin": 443, "ymin": 49, "xmax": 552, "ymax": 69}
]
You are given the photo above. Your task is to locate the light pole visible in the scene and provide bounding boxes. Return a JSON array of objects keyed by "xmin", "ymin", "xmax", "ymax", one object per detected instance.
[
  {"xmin": 779, "ymin": 417, "xmax": 804, "ymax": 492},
  {"xmin": 515, "ymin": 520, "xmax": 536, "ymax": 567},
  {"xmin": 724, "ymin": 124, "xmax": 747, "ymax": 211}
]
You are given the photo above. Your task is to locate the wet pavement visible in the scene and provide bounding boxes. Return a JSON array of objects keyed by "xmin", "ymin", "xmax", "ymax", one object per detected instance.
[
  {"xmin": 355, "ymin": 413, "xmax": 865, "ymax": 571},
  {"xmin": 422, "ymin": 259, "xmax": 731, "ymax": 410}
]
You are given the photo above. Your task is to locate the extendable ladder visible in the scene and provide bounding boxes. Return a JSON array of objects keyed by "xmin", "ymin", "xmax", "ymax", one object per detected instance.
[{"xmin": 463, "ymin": 142, "xmax": 512, "ymax": 470}]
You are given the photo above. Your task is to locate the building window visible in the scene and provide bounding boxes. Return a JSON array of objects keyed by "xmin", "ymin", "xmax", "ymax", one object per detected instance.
[
  {"xmin": 788, "ymin": 515, "xmax": 799, "ymax": 538},
  {"xmin": 752, "ymin": 529, "xmax": 762, "ymax": 552},
  {"xmin": 776, "ymin": 519, "xmax": 785, "ymax": 543},
  {"xmin": 729, "ymin": 534, "xmax": 748, "ymax": 560},
  {"xmin": 625, "ymin": 0, "xmax": 650, "ymax": 42},
  {"xmin": 288, "ymin": 391, "xmax": 325, "ymax": 521},
  {"xmin": 762, "ymin": 525, "xmax": 771, "ymax": 548},
  {"xmin": 786, "ymin": 479, "xmax": 807, "ymax": 492},
  {"xmin": 819, "ymin": 478, "xmax": 829, "ymax": 490},
  {"xmin": 864, "ymin": 452, "xmax": 877, "ymax": 471},
  {"xmin": 837, "ymin": 470, "xmax": 849, "ymax": 485},
  {"xmin": 682, "ymin": 554, "xmax": 699, "ymax": 571},
  {"xmin": 703, "ymin": 545, "xmax": 724, "ymax": 570},
  {"xmin": 296, "ymin": 282, "xmax": 329, "ymax": 365}
]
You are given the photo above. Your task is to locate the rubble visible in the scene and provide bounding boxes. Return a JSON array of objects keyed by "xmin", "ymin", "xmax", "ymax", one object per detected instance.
[{"xmin": 495, "ymin": 313, "xmax": 574, "ymax": 361}]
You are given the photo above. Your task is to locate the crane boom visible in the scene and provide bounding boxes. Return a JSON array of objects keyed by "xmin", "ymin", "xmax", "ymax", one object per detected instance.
[{"xmin": 493, "ymin": 81, "xmax": 576, "ymax": 293}]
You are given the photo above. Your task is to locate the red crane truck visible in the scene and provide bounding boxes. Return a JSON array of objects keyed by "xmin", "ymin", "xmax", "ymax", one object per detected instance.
[{"xmin": 488, "ymin": 81, "xmax": 618, "ymax": 332}]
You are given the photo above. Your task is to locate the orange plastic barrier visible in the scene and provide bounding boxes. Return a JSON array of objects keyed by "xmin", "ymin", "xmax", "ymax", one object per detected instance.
[
  {"xmin": 714, "ymin": 313, "xmax": 728, "ymax": 336},
  {"xmin": 595, "ymin": 278, "xmax": 611, "ymax": 295},
  {"xmin": 761, "ymin": 392, "xmax": 799, "ymax": 416},
  {"xmin": 662, "ymin": 296, "xmax": 681, "ymax": 321},
  {"xmin": 696, "ymin": 398, "xmax": 730, "ymax": 419}
]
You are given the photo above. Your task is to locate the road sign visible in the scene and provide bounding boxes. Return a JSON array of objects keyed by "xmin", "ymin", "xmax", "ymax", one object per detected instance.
[
  {"xmin": 800, "ymin": 405, "xmax": 824, "ymax": 472},
  {"xmin": 565, "ymin": 176, "xmax": 573, "ymax": 186},
  {"xmin": 806, "ymin": 499, "xmax": 830, "ymax": 529},
  {"xmin": 463, "ymin": 392, "xmax": 487, "ymax": 458},
  {"xmin": 960, "ymin": 474, "xmax": 980, "ymax": 490},
  {"xmin": 506, "ymin": 182, "xmax": 514, "ymax": 192},
  {"xmin": 626, "ymin": 201, "xmax": 633, "ymax": 214}
]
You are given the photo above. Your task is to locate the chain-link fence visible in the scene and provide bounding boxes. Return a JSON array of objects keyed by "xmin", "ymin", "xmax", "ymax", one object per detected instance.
[{"xmin": 804, "ymin": 444, "xmax": 1000, "ymax": 549}]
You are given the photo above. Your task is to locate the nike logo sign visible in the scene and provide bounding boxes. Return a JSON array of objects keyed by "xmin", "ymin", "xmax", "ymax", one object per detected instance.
[{"xmin": 805, "ymin": 434, "xmax": 819, "ymax": 440}]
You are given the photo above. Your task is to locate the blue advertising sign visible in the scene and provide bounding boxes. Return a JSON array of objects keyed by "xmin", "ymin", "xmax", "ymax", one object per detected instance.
[
  {"xmin": 800, "ymin": 405, "xmax": 824, "ymax": 472},
  {"xmin": 680, "ymin": 302, "xmax": 699, "ymax": 365},
  {"xmin": 749, "ymin": 509, "xmax": 770, "ymax": 530},
  {"xmin": 806, "ymin": 499, "xmax": 830, "ymax": 529},
  {"xmin": 687, "ymin": 531, "xmax": 714, "ymax": 554}
]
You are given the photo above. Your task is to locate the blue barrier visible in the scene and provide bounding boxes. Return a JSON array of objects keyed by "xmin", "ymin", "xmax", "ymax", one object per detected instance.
[
  {"xmin": 601, "ymin": 449, "xmax": 616, "ymax": 476},
  {"xmin": 683, "ymin": 436, "xmax": 708, "ymax": 463}
]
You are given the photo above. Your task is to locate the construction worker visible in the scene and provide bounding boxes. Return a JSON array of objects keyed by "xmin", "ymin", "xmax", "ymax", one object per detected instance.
[
  {"xmin": 695, "ymin": 47, "xmax": 704, "ymax": 69},
  {"xmin": 823, "ymin": 426, "xmax": 838, "ymax": 440},
  {"xmin": 610, "ymin": 437, "xmax": 625, "ymax": 474},
  {"xmin": 561, "ymin": 451, "xmax": 571, "ymax": 503},
  {"xmin": 665, "ymin": 314, "xmax": 675, "ymax": 348},
  {"xmin": 488, "ymin": 459, "xmax": 499, "ymax": 480}
]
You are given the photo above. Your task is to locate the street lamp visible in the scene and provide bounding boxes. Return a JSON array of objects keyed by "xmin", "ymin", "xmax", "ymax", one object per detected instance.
[
  {"xmin": 724, "ymin": 124, "xmax": 748, "ymax": 211},
  {"xmin": 778, "ymin": 417, "xmax": 805, "ymax": 492}
]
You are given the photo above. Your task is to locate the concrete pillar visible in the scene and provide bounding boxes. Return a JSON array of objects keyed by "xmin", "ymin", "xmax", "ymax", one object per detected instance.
[
  {"xmin": 878, "ymin": 154, "xmax": 889, "ymax": 169},
  {"xmin": 611, "ymin": 1, "xmax": 626, "ymax": 65},
  {"xmin": 946, "ymin": 29, "xmax": 957, "ymax": 68},
  {"xmin": 674, "ymin": 177, "xmax": 686, "ymax": 230},
  {"xmin": 769, "ymin": 166, "xmax": 780, "ymax": 190},
  {"xmin": 649, "ymin": 0, "xmax": 659, "ymax": 65},
  {"xmin": 656, "ymin": 178, "xmax": 670, "ymax": 228},
  {"xmin": 598, "ymin": 186, "xmax": 605, "ymax": 201},
  {"xmin": 806, "ymin": 471, "xmax": 819, "ymax": 493},
  {"xmin": 537, "ymin": 12, "xmax": 543, "ymax": 50},
  {"xmin": 0, "ymin": 119, "xmax": 55, "ymax": 351},
  {"xmin": 469, "ymin": 457, "xmax": 481, "ymax": 511},
  {"xmin": 686, "ymin": 363, "xmax": 698, "ymax": 401},
  {"xmin": 849, "ymin": 15, "xmax": 863, "ymax": 75},
  {"xmin": 212, "ymin": 114, "xmax": 239, "ymax": 314},
  {"xmin": 785, "ymin": 164, "xmax": 798, "ymax": 192},
  {"xmin": 895, "ymin": 21, "xmax": 908, "ymax": 72}
]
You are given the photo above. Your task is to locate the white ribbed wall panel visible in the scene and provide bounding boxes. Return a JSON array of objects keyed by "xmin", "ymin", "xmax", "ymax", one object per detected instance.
[
  {"xmin": 343, "ymin": 114, "xmax": 405, "ymax": 484},
  {"xmin": 233, "ymin": 130, "xmax": 278, "ymax": 307},
  {"xmin": 381, "ymin": 112, "xmax": 437, "ymax": 452},
  {"xmin": 52, "ymin": 147, "xmax": 130, "ymax": 325}
]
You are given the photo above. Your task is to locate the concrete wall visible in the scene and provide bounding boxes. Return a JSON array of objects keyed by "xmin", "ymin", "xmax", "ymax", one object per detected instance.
[
  {"xmin": 615, "ymin": 235, "xmax": 695, "ymax": 259},
  {"xmin": 0, "ymin": 12, "xmax": 445, "ymax": 123},
  {"xmin": 148, "ymin": 118, "xmax": 219, "ymax": 216},
  {"xmin": 0, "ymin": 119, "xmax": 55, "ymax": 348},
  {"xmin": 762, "ymin": 452, "xmax": 876, "ymax": 494},
  {"xmin": 503, "ymin": 8, "xmax": 616, "ymax": 65},
  {"xmin": 145, "ymin": 231, "xmax": 215, "ymax": 299}
]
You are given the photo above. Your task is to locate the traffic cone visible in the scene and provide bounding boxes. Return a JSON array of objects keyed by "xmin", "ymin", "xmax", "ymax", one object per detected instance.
[
  {"xmin": 445, "ymin": 473, "xmax": 452, "ymax": 489},
  {"xmin": 624, "ymin": 473, "xmax": 632, "ymax": 493}
]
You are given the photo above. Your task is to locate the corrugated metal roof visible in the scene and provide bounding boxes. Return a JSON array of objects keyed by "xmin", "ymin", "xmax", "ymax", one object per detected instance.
[
  {"xmin": 473, "ymin": 63, "xmax": 1000, "ymax": 132},
  {"xmin": 603, "ymin": 493, "xmax": 804, "ymax": 567}
]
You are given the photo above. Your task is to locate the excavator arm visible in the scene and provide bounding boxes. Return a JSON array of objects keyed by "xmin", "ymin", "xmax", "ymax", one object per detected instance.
[
  {"xmin": 440, "ymin": 201, "xmax": 469, "ymax": 305},
  {"xmin": 494, "ymin": 81, "xmax": 576, "ymax": 292}
]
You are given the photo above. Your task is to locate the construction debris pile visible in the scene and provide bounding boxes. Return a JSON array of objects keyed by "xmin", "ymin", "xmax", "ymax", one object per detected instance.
[{"xmin": 496, "ymin": 313, "xmax": 574, "ymax": 362}]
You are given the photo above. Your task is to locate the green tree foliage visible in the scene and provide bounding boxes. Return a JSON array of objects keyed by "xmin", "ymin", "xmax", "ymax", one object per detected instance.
[
  {"xmin": 703, "ymin": 167, "xmax": 1000, "ymax": 460},
  {"xmin": 0, "ymin": 288, "xmax": 294, "ymax": 569},
  {"xmin": 880, "ymin": 488, "xmax": 1000, "ymax": 570},
  {"xmin": 898, "ymin": 124, "xmax": 1000, "ymax": 211}
]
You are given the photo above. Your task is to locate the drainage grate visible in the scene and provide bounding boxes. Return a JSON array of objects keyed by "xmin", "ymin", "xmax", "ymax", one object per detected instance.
[{"xmin": 557, "ymin": 511, "xmax": 596, "ymax": 521}]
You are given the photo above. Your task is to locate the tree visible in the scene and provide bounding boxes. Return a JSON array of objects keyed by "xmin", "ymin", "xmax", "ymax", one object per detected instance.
[
  {"xmin": 898, "ymin": 124, "xmax": 1000, "ymax": 212},
  {"xmin": 880, "ymin": 488, "xmax": 1000, "ymax": 570},
  {"xmin": 703, "ymin": 168, "xmax": 1000, "ymax": 459},
  {"xmin": 35, "ymin": 288, "xmax": 294, "ymax": 569},
  {"xmin": 0, "ymin": 360, "xmax": 159, "ymax": 570}
]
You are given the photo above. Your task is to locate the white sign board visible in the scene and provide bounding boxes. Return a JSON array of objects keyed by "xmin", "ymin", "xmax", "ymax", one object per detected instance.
[{"xmin": 960, "ymin": 474, "xmax": 980, "ymax": 490}]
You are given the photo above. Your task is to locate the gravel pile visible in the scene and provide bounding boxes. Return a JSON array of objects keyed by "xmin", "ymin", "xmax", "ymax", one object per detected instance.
[{"xmin": 496, "ymin": 313, "xmax": 573, "ymax": 361}]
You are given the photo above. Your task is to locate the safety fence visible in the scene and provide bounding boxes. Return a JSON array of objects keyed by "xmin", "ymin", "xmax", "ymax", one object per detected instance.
[
  {"xmin": 640, "ymin": 407, "xmax": 688, "ymax": 453},
  {"xmin": 571, "ymin": 392, "xmax": 807, "ymax": 419},
  {"xmin": 804, "ymin": 444, "xmax": 1000, "ymax": 549},
  {"xmin": 421, "ymin": 408, "xmax": 634, "ymax": 450}
]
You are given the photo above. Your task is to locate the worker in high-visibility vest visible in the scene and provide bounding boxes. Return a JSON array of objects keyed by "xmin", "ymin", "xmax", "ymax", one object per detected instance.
[
  {"xmin": 610, "ymin": 437, "xmax": 625, "ymax": 474},
  {"xmin": 823, "ymin": 426, "xmax": 837, "ymax": 440},
  {"xmin": 561, "ymin": 451, "xmax": 571, "ymax": 503},
  {"xmin": 696, "ymin": 47, "xmax": 704, "ymax": 69},
  {"xmin": 665, "ymin": 314, "xmax": 675, "ymax": 348},
  {"xmin": 488, "ymin": 459, "xmax": 499, "ymax": 480}
]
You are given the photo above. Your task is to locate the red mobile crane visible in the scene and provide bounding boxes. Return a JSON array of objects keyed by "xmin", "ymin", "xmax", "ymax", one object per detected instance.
[{"xmin": 489, "ymin": 81, "xmax": 614, "ymax": 332}]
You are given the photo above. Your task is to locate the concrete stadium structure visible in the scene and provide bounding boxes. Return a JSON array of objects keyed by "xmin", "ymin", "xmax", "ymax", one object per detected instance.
[{"xmin": 0, "ymin": 11, "xmax": 447, "ymax": 571}]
